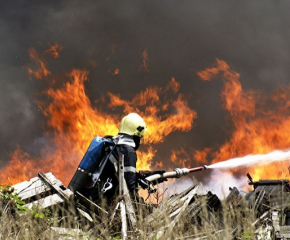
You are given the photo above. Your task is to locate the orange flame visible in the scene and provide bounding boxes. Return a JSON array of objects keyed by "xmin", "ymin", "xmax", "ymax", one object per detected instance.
[
  {"xmin": 110, "ymin": 68, "xmax": 120, "ymax": 75},
  {"xmin": 139, "ymin": 49, "xmax": 149, "ymax": 73},
  {"xmin": 26, "ymin": 48, "xmax": 51, "ymax": 80},
  {"xmin": 198, "ymin": 59, "xmax": 290, "ymax": 181},
  {"xmin": 0, "ymin": 46, "xmax": 197, "ymax": 185},
  {"xmin": 170, "ymin": 147, "xmax": 210, "ymax": 169},
  {"xmin": 170, "ymin": 148, "xmax": 191, "ymax": 168},
  {"xmin": 193, "ymin": 148, "xmax": 211, "ymax": 164},
  {"xmin": 44, "ymin": 43, "xmax": 63, "ymax": 58}
]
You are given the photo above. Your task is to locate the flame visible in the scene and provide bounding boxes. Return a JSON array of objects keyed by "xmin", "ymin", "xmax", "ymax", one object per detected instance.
[
  {"xmin": 26, "ymin": 48, "xmax": 51, "ymax": 80},
  {"xmin": 155, "ymin": 161, "xmax": 164, "ymax": 168},
  {"xmin": 198, "ymin": 59, "xmax": 290, "ymax": 181},
  {"xmin": 170, "ymin": 147, "xmax": 210, "ymax": 169},
  {"xmin": 170, "ymin": 148, "xmax": 191, "ymax": 168},
  {"xmin": 107, "ymin": 77, "xmax": 196, "ymax": 144},
  {"xmin": 139, "ymin": 49, "xmax": 149, "ymax": 73},
  {"xmin": 193, "ymin": 148, "xmax": 211, "ymax": 164},
  {"xmin": 26, "ymin": 44, "xmax": 63, "ymax": 80},
  {"xmin": 4, "ymin": 147, "xmax": 38, "ymax": 184},
  {"xmin": 8, "ymin": 45, "xmax": 288, "ymax": 190},
  {"xmin": 44, "ymin": 43, "xmax": 63, "ymax": 58},
  {"xmin": 111, "ymin": 68, "xmax": 120, "ymax": 75},
  {"xmin": 137, "ymin": 147, "xmax": 157, "ymax": 170},
  {"xmin": 0, "ymin": 46, "xmax": 197, "ymax": 185}
]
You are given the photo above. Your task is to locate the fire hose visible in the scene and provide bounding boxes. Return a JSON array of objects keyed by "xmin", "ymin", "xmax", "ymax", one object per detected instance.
[
  {"xmin": 138, "ymin": 165, "xmax": 208, "ymax": 194},
  {"xmin": 145, "ymin": 165, "xmax": 207, "ymax": 182}
]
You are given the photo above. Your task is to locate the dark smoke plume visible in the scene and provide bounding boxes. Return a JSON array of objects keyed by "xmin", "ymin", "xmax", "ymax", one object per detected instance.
[{"xmin": 1, "ymin": 1, "xmax": 290, "ymax": 178}]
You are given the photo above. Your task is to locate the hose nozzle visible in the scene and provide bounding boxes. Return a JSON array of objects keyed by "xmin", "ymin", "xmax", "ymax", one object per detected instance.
[{"xmin": 189, "ymin": 165, "xmax": 208, "ymax": 173}]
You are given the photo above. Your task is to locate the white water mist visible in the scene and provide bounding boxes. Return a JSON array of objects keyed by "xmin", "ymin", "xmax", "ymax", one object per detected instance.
[{"xmin": 206, "ymin": 149, "xmax": 290, "ymax": 170}]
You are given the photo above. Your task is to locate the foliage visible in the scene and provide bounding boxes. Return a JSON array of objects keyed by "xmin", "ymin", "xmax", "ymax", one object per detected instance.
[{"xmin": 0, "ymin": 184, "xmax": 27, "ymax": 214}]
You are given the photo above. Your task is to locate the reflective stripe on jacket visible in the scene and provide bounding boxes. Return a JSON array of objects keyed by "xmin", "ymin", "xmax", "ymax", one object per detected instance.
[{"xmin": 114, "ymin": 144, "xmax": 137, "ymax": 193}]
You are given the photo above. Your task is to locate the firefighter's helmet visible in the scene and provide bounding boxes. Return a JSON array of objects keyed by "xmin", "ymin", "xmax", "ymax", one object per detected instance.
[{"xmin": 119, "ymin": 113, "xmax": 147, "ymax": 138}]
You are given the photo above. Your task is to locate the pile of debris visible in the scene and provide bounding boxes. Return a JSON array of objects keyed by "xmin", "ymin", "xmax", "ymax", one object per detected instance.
[
  {"xmin": 8, "ymin": 171, "xmax": 290, "ymax": 239},
  {"xmin": 246, "ymin": 174, "xmax": 290, "ymax": 239}
]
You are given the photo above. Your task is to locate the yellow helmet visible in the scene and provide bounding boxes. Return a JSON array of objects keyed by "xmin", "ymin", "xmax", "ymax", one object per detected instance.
[{"xmin": 119, "ymin": 113, "xmax": 147, "ymax": 138}]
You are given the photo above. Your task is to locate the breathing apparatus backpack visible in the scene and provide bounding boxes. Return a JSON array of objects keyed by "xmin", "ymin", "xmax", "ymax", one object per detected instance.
[{"xmin": 68, "ymin": 136, "xmax": 119, "ymax": 201}]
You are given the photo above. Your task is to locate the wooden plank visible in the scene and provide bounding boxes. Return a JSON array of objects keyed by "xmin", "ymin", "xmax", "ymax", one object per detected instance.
[
  {"xmin": 169, "ymin": 186, "xmax": 199, "ymax": 220},
  {"xmin": 76, "ymin": 191, "xmax": 108, "ymax": 215},
  {"xmin": 252, "ymin": 211, "xmax": 269, "ymax": 227},
  {"xmin": 110, "ymin": 154, "xmax": 137, "ymax": 238},
  {"xmin": 120, "ymin": 201, "xmax": 128, "ymax": 240},
  {"xmin": 13, "ymin": 172, "xmax": 54, "ymax": 191},
  {"xmin": 38, "ymin": 172, "xmax": 70, "ymax": 201},
  {"xmin": 19, "ymin": 180, "xmax": 63, "ymax": 201},
  {"xmin": 145, "ymin": 184, "xmax": 197, "ymax": 225},
  {"xmin": 118, "ymin": 154, "xmax": 137, "ymax": 228},
  {"xmin": 277, "ymin": 226, "xmax": 290, "ymax": 238},
  {"xmin": 119, "ymin": 154, "xmax": 128, "ymax": 240},
  {"xmin": 24, "ymin": 189, "xmax": 73, "ymax": 209},
  {"xmin": 77, "ymin": 208, "xmax": 93, "ymax": 222},
  {"xmin": 253, "ymin": 186, "xmax": 265, "ymax": 212},
  {"xmin": 154, "ymin": 186, "xmax": 199, "ymax": 239},
  {"xmin": 160, "ymin": 184, "xmax": 197, "ymax": 212},
  {"xmin": 12, "ymin": 172, "xmax": 63, "ymax": 201},
  {"xmin": 51, "ymin": 227, "xmax": 83, "ymax": 235}
]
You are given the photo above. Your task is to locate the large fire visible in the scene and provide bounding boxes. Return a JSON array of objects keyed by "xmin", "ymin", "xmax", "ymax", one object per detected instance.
[
  {"xmin": 0, "ymin": 44, "xmax": 196, "ymax": 185},
  {"xmin": 197, "ymin": 59, "xmax": 290, "ymax": 181},
  {"xmin": 1, "ymin": 44, "xmax": 290, "ymax": 188}
]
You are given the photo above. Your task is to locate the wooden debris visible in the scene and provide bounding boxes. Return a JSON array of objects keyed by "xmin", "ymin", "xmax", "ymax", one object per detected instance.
[
  {"xmin": 246, "ymin": 178, "xmax": 290, "ymax": 239},
  {"xmin": 109, "ymin": 154, "xmax": 137, "ymax": 240},
  {"xmin": 12, "ymin": 170, "xmax": 290, "ymax": 239},
  {"xmin": 12, "ymin": 172, "xmax": 74, "ymax": 210},
  {"xmin": 50, "ymin": 227, "xmax": 83, "ymax": 239},
  {"xmin": 13, "ymin": 172, "xmax": 64, "ymax": 202},
  {"xmin": 76, "ymin": 191, "xmax": 108, "ymax": 216},
  {"xmin": 25, "ymin": 189, "xmax": 73, "ymax": 209},
  {"xmin": 145, "ymin": 184, "xmax": 222, "ymax": 239},
  {"xmin": 38, "ymin": 172, "xmax": 71, "ymax": 201},
  {"xmin": 77, "ymin": 208, "xmax": 93, "ymax": 222}
]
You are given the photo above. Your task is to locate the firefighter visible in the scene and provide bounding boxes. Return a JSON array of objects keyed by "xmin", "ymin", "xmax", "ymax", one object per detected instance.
[
  {"xmin": 68, "ymin": 112, "xmax": 147, "ymax": 203},
  {"xmin": 113, "ymin": 112, "xmax": 147, "ymax": 196}
]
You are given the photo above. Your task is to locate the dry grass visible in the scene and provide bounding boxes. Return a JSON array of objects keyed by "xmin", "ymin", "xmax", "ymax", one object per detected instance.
[{"xmin": 0, "ymin": 185, "xmax": 257, "ymax": 240}]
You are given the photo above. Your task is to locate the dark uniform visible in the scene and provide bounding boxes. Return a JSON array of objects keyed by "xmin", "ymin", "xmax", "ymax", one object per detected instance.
[{"xmin": 114, "ymin": 144, "xmax": 137, "ymax": 194}]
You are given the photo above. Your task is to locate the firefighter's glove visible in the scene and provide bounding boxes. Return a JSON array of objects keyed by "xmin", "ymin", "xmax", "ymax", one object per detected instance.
[
  {"xmin": 137, "ymin": 177, "xmax": 151, "ymax": 190},
  {"xmin": 151, "ymin": 177, "xmax": 168, "ymax": 186},
  {"xmin": 136, "ymin": 176, "xmax": 157, "ymax": 193}
]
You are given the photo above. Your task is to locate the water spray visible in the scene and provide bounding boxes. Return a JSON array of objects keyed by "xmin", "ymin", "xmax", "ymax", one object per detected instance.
[
  {"xmin": 206, "ymin": 149, "xmax": 290, "ymax": 170},
  {"xmin": 144, "ymin": 149, "xmax": 290, "ymax": 184}
]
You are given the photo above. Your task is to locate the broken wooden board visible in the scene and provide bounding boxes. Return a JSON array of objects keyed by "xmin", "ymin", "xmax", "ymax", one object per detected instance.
[
  {"xmin": 50, "ymin": 227, "xmax": 84, "ymax": 240},
  {"xmin": 12, "ymin": 172, "xmax": 73, "ymax": 210},
  {"xmin": 24, "ymin": 189, "xmax": 73, "ymax": 209},
  {"xmin": 11, "ymin": 171, "xmax": 108, "ymax": 227},
  {"xmin": 146, "ymin": 184, "xmax": 199, "ymax": 238},
  {"xmin": 13, "ymin": 172, "xmax": 64, "ymax": 201},
  {"xmin": 145, "ymin": 184, "xmax": 222, "ymax": 239}
]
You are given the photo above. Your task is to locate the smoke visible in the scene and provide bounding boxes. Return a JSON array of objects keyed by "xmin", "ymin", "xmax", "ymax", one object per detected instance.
[
  {"xmin": 204, "ymin": 169, "xmax": 248, "ymax": 199},
  {"xmin": 1, "ymin": 1, "xmax": 290, "ymax": 181},
  {"xmin": 152, "ymin": 170, "xmax": 248, "ymax": 200},
  {"xmin": 0, "ymin": 65, "xmax": 40, "ymax": 166}
]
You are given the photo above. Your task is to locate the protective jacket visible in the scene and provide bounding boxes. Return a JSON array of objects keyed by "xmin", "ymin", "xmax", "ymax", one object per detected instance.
[{"xmin": 113, "ymin": 135, "xmax": 138, "ymax": 194}]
